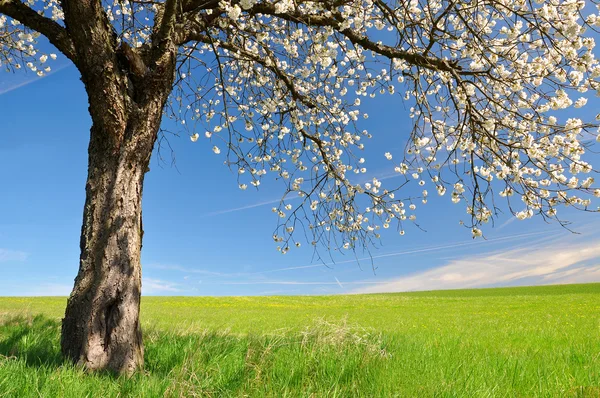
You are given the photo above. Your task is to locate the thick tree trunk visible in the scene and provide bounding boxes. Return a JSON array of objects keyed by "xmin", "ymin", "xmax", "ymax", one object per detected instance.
[
  {"xmin": 61, "ymin": 97, "xmax": 166, "ymax": 374},
  {"xmin": 56, "ymin": 1, "xmax": 177, "ymax": 372}
]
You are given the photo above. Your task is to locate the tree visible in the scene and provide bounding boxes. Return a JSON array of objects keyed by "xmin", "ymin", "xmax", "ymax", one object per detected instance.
[{"xmin": 1, "ymin": 0, "xmax": 600, "ymax": 374}]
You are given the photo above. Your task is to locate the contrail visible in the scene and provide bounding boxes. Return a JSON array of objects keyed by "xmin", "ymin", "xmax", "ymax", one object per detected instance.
[
  {"xmin": 202, "ymin": 157, "xmax": 469, "ymax": 218},
  {"xmin": 203, "ymin": 195, "xmax": 300, "ymax": 217},
  {"xmin": 334, "ymin": 277, "xmax": 344, "ymax": 289},
  {"xmin": 496, "ymin": 216, "xmax": 517, "ymax": 231},
  {"xmin": 146, "ymin": 230, "xmax": 555, "ymax": 281},
  {"xmin": 217, "ymin": 281, "xmax": 390, "ymax": 285},
  {"xmin": 0, "ymin": 63, "xmax": 71, "ymax": 96},
  {"xmin": 253, "ymin": 230, "xmax": 553, "ymax": 274},
  {"xmin": 204, "ymin": 174, "xmax": 401, "ymax": 217},
  {"xmin": 202, "ymin": 159, "xmax": 465, "ymax": 217}
]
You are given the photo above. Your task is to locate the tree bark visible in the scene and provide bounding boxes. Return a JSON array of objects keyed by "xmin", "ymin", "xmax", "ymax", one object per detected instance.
[
  {"xmin": 61, "ymin": 89, "xmax": 169, "ymax": 374},
  {"xmin": 54, "ymin": 0, "xmax": 178, "ymax": 374},
  {"xmin": 0, "ymin": 0, "xmax": 179, "ymax": 376}
]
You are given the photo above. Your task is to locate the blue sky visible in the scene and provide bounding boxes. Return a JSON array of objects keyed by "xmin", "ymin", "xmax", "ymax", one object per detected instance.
[{"xmin": 1, "ymin": 58, "xmax": 600, "ymax": 296}]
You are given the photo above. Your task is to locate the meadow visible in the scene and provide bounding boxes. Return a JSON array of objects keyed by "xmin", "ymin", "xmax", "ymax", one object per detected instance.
[{"xmin": 0, "ymin": 283, "xmax": 599, "ymax": 397}]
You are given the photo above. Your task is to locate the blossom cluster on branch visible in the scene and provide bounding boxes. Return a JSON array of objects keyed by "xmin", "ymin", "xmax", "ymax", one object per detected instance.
[{"xmin": 2, "ymin": 0, "xmax": 600, "ymax": 254}]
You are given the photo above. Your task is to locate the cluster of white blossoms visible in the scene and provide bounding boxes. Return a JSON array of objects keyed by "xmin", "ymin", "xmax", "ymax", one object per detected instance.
[
  {"xmin": 174, "ymin": 0, "xmax": 600, "ymax": 249},
  {"xmin": 0, "ymin": 10, "xmax": 57, "ymax": 75},
  {"xmin": 3, "ymin": 0, "xmax": 600, "ymax": 251},
  {"xmin": 0, "ymin": 0, "xmax": 146, "ymax": 73}
]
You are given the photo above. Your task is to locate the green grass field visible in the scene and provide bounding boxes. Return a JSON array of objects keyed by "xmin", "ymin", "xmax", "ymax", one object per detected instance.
[{"xmin": 1, "ymin": 283, "xmax": 599, "ymax": 397}]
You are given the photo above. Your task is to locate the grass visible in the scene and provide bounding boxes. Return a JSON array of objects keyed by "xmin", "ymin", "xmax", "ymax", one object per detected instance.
[{"xmin": 0, "ymin": 283, "xmax": 599, "ymax": 397}]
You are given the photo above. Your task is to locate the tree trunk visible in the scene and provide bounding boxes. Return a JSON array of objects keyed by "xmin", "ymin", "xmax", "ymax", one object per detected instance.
[
  {"xmin": 61, "ymin": 96, "xmax": 166, "ymax": 374},
  {"xmin": 56, "ymin": 1, "xmax": 176, "ymax": 370}
]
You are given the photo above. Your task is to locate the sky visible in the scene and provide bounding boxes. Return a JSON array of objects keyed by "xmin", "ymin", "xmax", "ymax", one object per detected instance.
[{"xmin": 1, "ymin": 53, "xmax": 600, "ymax": 296}]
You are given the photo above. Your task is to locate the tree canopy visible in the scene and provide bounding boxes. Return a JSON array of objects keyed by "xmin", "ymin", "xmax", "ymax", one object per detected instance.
[{"xmin": 2, "ymin": 1, "xmax": 600, "ymax": 253}]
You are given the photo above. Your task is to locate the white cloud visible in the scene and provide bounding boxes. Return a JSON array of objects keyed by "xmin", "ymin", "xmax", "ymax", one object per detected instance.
[
  {"xmin": 6, "ymin": 278, "xmax": 182, "ymax": 296},
  {"xmin": 254, "ymin": 230, "xmax": 549, "ymax": 274},
  {"xmin": 23, "ymin": 283, "xmax": 72, "ymax": 296},
  {"xmin": 540, "ymin": 265, "xmax": 600, "ymax": 284},
  {"xmin": 220, "ymin": 280, "xmax": 388, "ymax": 286},
  {"xmin": 257, "ymin": 289, "xmax": 301, "ymax": 295},
  {"xmin": 143, "ymin": 277, "xmax": 182, "ymax": 294},
  {"xmin": 353, "ymin": 235, "xmax": 600, "ymax": 294},
  {"xmin": 146, "ymin": 263, "xmax": 238, "ymax": 277},
  {"xmin": 0, "ymin": 248, "xmax": 29, "ymax": 263}
]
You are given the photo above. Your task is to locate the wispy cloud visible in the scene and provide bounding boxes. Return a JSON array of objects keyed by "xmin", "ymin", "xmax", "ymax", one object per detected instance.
[
  {"xmin": 0, "ymin": 248, "xmax": 29, "ymax": 263},
  {"xmin": 146, "ymin": 263, "xmax": 240, "ymax": 277},
  {"xmin": 203, "ymin": 170, "xmax": 403, "ymax": 218},
  {"xmin": 151, "ymin": 231, "xmax": 553, "ymax": 288},
  {"xmin": 496, "ymin": 216, "xmax": 517, "ymax": 231},
  {"xmin": 7, "ymin": 278, "xmax": 182, "ymax": 296},
  {"xmin": 202, "ymin": 157, "xmax": 463, "ymax": 218},
  {"xmin": 203, "ymin": 194, "xmax": 301, "ymax": 217},
  {"xmin": 203, "ymin": 198, "xmax": 282, "ymax": 217},
  {"xmin": 0, "ymin": 63, "xmax": 71, "ymax": 96},
  {"xmin": 352, "ymin": 235, "xmax": 600, "ymax": 294},
  {"xmin": 219, "ymin": 280, "xmax": 389, "ymax": 286},
  {"xmin": 258, "ymin": 289, "xmax": 301, "ymax": 295},
  {"xmin": 538, "ymin": 265, "xmax": 600, "ymax": 284},
  {"xmin": 143, "ymin": 277, "xmax": 183, "ymax": 294},
  {"xmin": 23, "ymin": 283, "xmax": 72, "ymax": 296},
  {"xmin": 255, "ymin": 230, "xmax": 550, "ymax": 274},
  {"xmin": 334, "ymin": 277, "xmax": 344, "ymax": 289}
]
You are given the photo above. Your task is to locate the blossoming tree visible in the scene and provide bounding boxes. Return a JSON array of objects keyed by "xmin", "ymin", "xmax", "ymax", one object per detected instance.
[{"xmin": 2, "ymin": 0, "xmax": 600, "ymax": 373}]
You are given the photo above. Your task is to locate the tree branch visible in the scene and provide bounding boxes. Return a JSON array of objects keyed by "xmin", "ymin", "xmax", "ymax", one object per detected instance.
[
  {"xmin": 181, "ymin": 0, "xmax": 219, "ymax": 13},
  {"xmin": 247, "ymin": 3, "xmax": 465, "ymax": 74},
  {"xmin": 153, "ymin": 0, "xmax": 180, "ymax": 54},
  {"xmin": 173, "ymin": 10, "xmax": 219, "ymax": 45},
  {"xmin": 176, "ymin": 1, "xmax": 469, "ymax": 75},
  {"xmin": 59, "ymin": 0, "xmax": 119, "ymax": 74},
  {"xmin": 0, "ymin": 0, "xmax": 76, "ymax": 61}
]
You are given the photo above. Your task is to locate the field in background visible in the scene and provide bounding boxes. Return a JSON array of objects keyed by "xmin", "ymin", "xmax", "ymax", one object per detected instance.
[{"xmin": 0, "ymin": 283, "xmax": 599, "ymax": 397}]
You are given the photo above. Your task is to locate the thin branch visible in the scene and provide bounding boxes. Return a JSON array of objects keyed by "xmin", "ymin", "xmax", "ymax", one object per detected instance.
[{"xmin": 0, "ymin": 0, "xmax": 76, "ymax": 61}]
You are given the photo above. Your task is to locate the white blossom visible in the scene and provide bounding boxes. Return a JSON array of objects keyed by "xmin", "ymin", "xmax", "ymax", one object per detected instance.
[{"xmin": 2, "ymin": 0, "xmax": 599, "ymax": 254}]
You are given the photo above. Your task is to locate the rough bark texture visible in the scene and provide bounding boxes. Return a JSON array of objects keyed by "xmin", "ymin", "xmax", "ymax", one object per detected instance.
[
  {"xmin": 58, "ymin": 0, "xmax": 177, "ymax": 373},
  {"xmin": 1, "ymin": 0, "xmax": 179, "ymax": 374},
  {"xmin": 60, "ymin": 106, "xmax": 159, "ymax": 374}
]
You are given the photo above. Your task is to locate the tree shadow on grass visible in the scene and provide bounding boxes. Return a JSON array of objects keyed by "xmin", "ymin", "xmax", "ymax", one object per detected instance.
[
  {"xmin": 0, "ymin": 315, "xmax": 196, "ymax": 375},
  {"xmin": 0, "ymin": 315, "xmax": 250, "ymax": 394},
  {"xmin": 0, "ymin": 314, "xmax": 389, "ymax": 396},
  {"xmin": 0, "ymin": 315, "xmax": 242, "ymax": 379},
  {"xmin": 0, "ymin": 314, "xmax": 64, "ymax": 368}
]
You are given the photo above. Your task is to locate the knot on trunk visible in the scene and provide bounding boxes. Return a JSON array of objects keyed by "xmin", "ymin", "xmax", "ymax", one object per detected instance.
[{"xmin": 118, "ymin": 41, "xmax": 148, "ymax": 80}]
